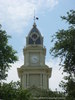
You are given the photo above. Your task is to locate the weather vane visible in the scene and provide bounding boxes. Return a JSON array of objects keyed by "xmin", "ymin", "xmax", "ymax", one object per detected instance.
[{"xmin": 33, "ymin": 10, "xmax": 39, "ymax": 23}]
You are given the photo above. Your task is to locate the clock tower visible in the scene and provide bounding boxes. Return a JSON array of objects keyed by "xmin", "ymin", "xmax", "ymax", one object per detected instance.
[{"xmin": 17, "ymin": 22, "xmax": 52, "ymax": 90}]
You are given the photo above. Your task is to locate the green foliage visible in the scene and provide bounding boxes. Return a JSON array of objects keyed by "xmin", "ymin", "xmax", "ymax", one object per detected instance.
[
  {"xmin": 61, "ymin": 10, "xmax": 75, "ymax": 26},
  {"xmin": 0, "ymin": 81, "xmax": 32, "ymax": 100},
  {"xmin": 59, "ymin": 78, "xmax": 75, "ymax": 100},
  {"xmin": 46, "ymin": 90, "xmax": 64, "ymax": 97},
  {"xmin": 50, "ymin": 10, "xmax": 75, "ymax": 100},
  {"xmin": 50, "ymin": 28, "xmax": 75, "ymax": 75},
  {"xmin": 66, "ymin": 79, "xmax": 75, "ymax": 100},
  {"xmin": 0, "ymin": 82, "xmax": 64, "ymax": 100},
  {"xmin": 0, "ymin": 24, "xmax": 18, "ymax": 80},
  {"xmin": 50, "ymin": 10, "xmax": 75, "ymax": 75},
  {"xmin": 16, "ymin": 89, "xmax": 32, "ymax": 100},
  {"xmin": 0, "ymin": 82, "xmax": 18, "ymax": 100}
]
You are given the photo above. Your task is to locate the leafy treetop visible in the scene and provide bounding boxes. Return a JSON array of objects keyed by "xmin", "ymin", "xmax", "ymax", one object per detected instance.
[{"xmin": 0, "ymin": 24, "xmax": 18, "ymax": 81}]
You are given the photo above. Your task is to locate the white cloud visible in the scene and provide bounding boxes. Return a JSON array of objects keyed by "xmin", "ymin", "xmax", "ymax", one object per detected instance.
[
  {"xmin": 47, "ymin": 0, "xmax": 58, "ymax": 9},
  {"xmin": 1, "ymin": 0, "xmax": 60, "ymax": 91},
  {"xmin": 0, "ymin": 0, "xmax": 58, "ymax": 34}
]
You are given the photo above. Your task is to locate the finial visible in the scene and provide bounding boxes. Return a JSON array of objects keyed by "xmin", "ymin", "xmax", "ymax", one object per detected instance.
[
  {"xmin": 34, "ymin": 10, "xmax": 35, "ymax": 23},
  {"xmin": 33, "ymin": 10, "xmax": 39, "ymax": 24}
]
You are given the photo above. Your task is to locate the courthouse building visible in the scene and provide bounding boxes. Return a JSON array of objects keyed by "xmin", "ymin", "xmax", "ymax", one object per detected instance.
[{"xmin": 17, "ymin": 22, "xmax": 52, "ymax": 91}]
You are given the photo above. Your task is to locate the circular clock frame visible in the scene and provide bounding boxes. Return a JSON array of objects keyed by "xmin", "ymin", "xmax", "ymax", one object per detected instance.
[
  {"xmin": 31, "ymin": 55, "xmax": 39, "ymax": 64},
  {"xmin": 30, "ymin": 32, "xmax": 39, "ymax": 42}
]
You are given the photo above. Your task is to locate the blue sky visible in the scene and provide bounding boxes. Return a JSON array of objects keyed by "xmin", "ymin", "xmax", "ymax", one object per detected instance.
[{"xmin": 0, "ymin": 0, "xmax": 75, "ymax": 91}]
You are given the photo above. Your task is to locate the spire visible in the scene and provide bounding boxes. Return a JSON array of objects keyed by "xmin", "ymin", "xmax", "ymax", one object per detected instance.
[
  {"xmin": 34, "ymin": 10, "xmax": 36, "ymax": 23},
  {"xmin": 33, "ymin": 22, "xmax": 36, "ymax": 27},
  {"xmin": 33, "ymin": 10, "xmax": 39, "ymax": 27}
]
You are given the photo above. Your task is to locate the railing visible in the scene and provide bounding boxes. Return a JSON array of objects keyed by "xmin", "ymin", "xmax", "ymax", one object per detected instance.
[
  {"xmin": 0, "ymin": 97, "xmax": 65, "ymax": 100},
  {"xmin": 33, "ymin": 97, "xmax": 65, "ymax": 100}
]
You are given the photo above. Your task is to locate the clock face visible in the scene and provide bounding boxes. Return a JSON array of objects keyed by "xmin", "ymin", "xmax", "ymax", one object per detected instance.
[{"xmin": 31, "ymin": 55, "xmax": 39, "ymax": 64}]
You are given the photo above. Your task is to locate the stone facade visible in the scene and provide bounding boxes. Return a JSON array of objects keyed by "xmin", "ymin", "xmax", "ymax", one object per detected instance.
[{"xmin": 17, "ymin": 23, "xmax": 52, "ymax": 90}]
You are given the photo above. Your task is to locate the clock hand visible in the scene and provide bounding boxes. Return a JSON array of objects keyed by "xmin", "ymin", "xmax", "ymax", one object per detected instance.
[{"xmin": 34, "ymin": 58, "xmax": 37, "ymax": 60}]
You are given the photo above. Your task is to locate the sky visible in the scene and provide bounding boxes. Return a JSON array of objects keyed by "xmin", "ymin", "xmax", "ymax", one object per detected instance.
[{"xmin": 0, "ymin": 0, "xmax": 75, "ymax": 91}]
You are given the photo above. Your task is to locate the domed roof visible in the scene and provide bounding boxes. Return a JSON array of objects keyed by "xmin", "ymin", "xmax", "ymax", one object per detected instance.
[
  {"xmin": 28, "ymin": 23, "xmax": 41, "ymax": 36},
  {"xmin": 26, "ymin": 23, "xmax": 43, "ymax": 46}
]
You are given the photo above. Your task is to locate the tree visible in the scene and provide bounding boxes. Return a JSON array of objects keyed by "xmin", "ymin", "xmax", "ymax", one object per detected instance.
[
  {"xmin": 16, "ymin": 89, "xmax": 32, "ymax": 100},
  {"xmin": 0, "ymin": 81, "xmax": 18, "ymax": 100},
  {"xmin": 0, "ymin": 24, "xmax": 18, "ymax": 81},
  {"xmin": 0, "ymin": 81, "xmax": 32, "ymax": 100},
  {"xmin": 50, "ymin": 10, "xmax": 75, "ymax": 100}
]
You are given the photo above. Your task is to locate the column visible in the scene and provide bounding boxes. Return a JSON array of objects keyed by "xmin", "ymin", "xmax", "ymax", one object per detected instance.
[
  {"xmin": 27, "ymin": 74, "xmax": 29, "ymax": 88},
  {"xmin": 47, "ymin": 75, "xmax": 49, "ymax": 89},
  {"xmin": 24, "ymin": 74, "xmax": 26, "ymax": 88},
  {"xmin": 43, "ymin": 74, "xmax": 47, "ymax": 89},
  {"xmin": 40, "ymin": 74, "xmax": 42, "ymax": 88},
  {"xmin": 40, "ymin": 52, "xmax": 43, "ymax": 66},
  {"xmin": 26, "ymin": 53, "xmax": 29, "ymax": 66},
  {"xmin": 22, "ymin": 75, "xmax": 25, "ymax": 89}
]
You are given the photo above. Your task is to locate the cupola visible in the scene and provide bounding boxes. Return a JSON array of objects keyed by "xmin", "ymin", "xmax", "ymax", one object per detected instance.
[{"xmin": 26, "ymin": 23, "xmax": 43, "ymax": 46}]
